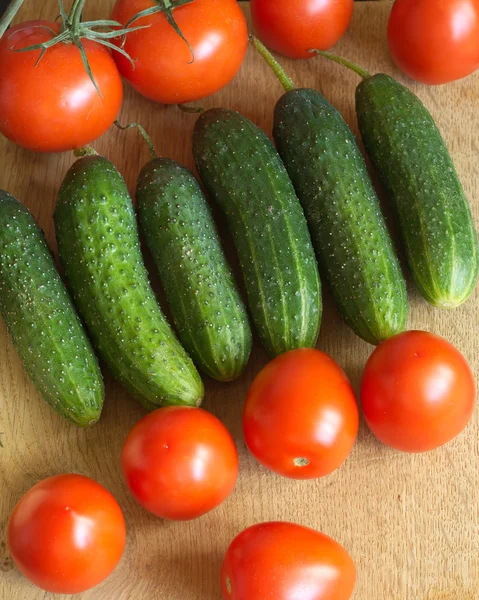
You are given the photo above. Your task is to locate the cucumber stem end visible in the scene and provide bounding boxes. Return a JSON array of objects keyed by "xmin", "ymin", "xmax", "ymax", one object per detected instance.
[
  {"xmin": 312, "ymin": 50, "xmax": 371, "ymax": 80},
  {"xmin": 250, "ymin": 35, "xmax": 296, "ymax": 93}
]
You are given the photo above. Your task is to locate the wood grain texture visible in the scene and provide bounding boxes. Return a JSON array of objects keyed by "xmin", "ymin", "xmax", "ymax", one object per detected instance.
[{"xmin": 0, "ymin": 2, "xmax": 478, "ymax": 599}]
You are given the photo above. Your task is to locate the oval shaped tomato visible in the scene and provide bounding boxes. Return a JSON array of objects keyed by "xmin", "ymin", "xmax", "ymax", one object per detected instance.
[
  {"xmin": 8, "ymin": 474, "xmax": 126, "ymax": 594},
  {"xmin": 243, "ymin": 349, "xmax": 358, "ymax": 479},
  {"xmin": 251, "ymin": 0, "xmax": 354, "ymax": 59},
  {"xmin": 0, "ymin": 22, "xmax": 123, "ymax": 153},
  {"xmin": 388, "ymin": 0, "xmax": 479, "ymax": 84},
  {"xmin": 122, "ymin": 406, "xmax": 238, "ymax": 520},
  {"xmin": 111, "ymin": 0, "xmax": 248, "ymax": 104},
  {"xmin": 221, "ymin": 521, "xmax": 356, "ymax": 600},
  {"xmin": 361, "ymin": 331, "xmax": 476, "ymax": 452}
]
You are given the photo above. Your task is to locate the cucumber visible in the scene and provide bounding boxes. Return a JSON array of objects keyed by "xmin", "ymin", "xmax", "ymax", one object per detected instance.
[
  {"xmin": 54, "ymin": 156, "xmax": 204, "ymax": 410},
  {"xmin": 0, "ymin": 191, "xmax": 103, "ymax": 426},
  {"xmin": 137, "ymin": 157, "xmax": 252, "ymax": 381},
  {"xmin": 273, "ymin": 89, "xmax": 408, "ymax": 345},
  {"xmin": 356, "ymin": 73, "xmax": 479, "ymax": 307},
  {"xmin": 192, "ymin": 108, "xmax": 322, "ymax": 358}
]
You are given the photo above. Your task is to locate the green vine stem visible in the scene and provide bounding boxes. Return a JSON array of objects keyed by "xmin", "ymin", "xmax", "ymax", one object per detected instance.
[
  {"xmin": 114, "ymin": 120, "xmax": 157, "ymax": 161},
  {"xmin": 250, "ymin": 35, "xmax": 295, "ymax": 93},
  {"xmin": 7, "ymin": 0, "xmax": 148, "ymax": 97},
  {"xmin": 311, "ymin": 50, "xmax": 372, "ymax": 80},
  {"xmin": 0, "ymin": 0, "xmax": 25, "ymax": 38}
]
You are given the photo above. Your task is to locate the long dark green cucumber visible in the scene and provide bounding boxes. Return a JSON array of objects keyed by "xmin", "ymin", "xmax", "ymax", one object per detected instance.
[
  {"xmin": 137, "ymin": 157, "xmax": 252, "ymax": 381},
  {"xmin": 356, "ymin": 74, "xmax": 479, "ymax": 307},
  {"xmin": 0, "ymin": 191, "xmax": 103, "ymax": 426},
  {"xmin": 54, "ymin": 156, "xmax": 203, "ymax": 409},
  {"xmin": 193, "ymin": 109, "xmax": 322, "ymax": 358},
  {"xmin": 273, "ymin": 89, "xmax": 408, "ymax": 344}
]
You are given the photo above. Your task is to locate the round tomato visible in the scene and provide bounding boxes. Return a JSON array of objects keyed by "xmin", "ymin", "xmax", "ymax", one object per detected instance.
[
  {"xmin": 111, "ymin": 0, "xmax": 248, "ymax": 104},
  {"xmin": 0, "ymin": 22, "xmax": 123, "ymax": 153},
  {"xmin": 221, "ymin": 521, "xmax": 356, "ymax": 600},
  {"xmin": 250, "ymin": 0, "xmax": 353, "ymax": 59},
  {"xmin": 122, "ymin": 406, "xmax": 238, "ymax": 520},
  {"xmin": 361, "ymin": 331, "xmax": 476, "ymax": 452},
  {"xmin": 243, "ymin": 348, "xmax": 358, "ymax": 479},
  {"xmin": 7, "ymin": 474, "xmax": 126, "ymax": 594},
  {"xmin": 388, "ymin": 0, "xmax": 479, "ymax": 84}
]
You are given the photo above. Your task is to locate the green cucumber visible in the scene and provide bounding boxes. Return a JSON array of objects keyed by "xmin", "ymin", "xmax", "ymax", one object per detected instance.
[
  {"xmin": 137, "ymin": 157, "xmax": 252, "ymax": 381},
  {"xmin": 0, "ymin": 191, "xmax": 103, "ymax": 426},
  {"xmin": 54, "ymin": 155, "xmax": 204, "ymax": 409},
  {"xmin": 317, "ymin": 52, "xmax": 479, "ymax": 308},
  {"xmin": 192, "ymin": 108, "xmax": 322, "ymax": 358},
  {"xmin": 252, "ymin": 38, "xmax": 408, "ymax": 345}
]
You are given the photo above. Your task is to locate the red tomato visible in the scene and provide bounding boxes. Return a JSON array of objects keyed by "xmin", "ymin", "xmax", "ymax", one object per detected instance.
[
  {"xmin": 361, "ymin": 331, "xmax": 476, "ymax": 452},
  {"xmin": 7, "ymin": 474, "xmax": 126, "ymax": 594},
  {"xmin": 250, "ymin": 0, "xmax": 354, "ymax": 59},
  {"xmin": 0, "ymin": 22, "xmax": 123, "ymax": 153},
  {"xmin": 243, "ymin": 349, "xmax": 358, "ymax": 479},
  {"xmin": 388, "ymin": 0, "xmax": 479, "ymax": 84},
  {"xmin": 111, "ymin": 0, "xmax": 248, "ymax": 104},
  {"xmin": 221, "ymin": 521, "xmax": 356, "ymax": 600},
  {"xmin": 122, "ymin": 406, "xmax": 238, "ymax": 520}
]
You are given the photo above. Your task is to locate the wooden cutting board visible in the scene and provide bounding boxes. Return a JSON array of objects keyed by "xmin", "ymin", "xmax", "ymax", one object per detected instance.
[{"xmin": 1, "ymin": 2, "xmax": 478, "ymax": 599}]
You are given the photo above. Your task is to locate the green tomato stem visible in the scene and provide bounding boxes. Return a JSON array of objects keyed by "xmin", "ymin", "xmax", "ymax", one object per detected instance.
[
  {"xmin": 0, "ymin": 0, "xmax": 26, "ymax": 39},
  {"xmin": 69, "ymin": 0, "xmax": 87, "ymax": 31},
  {"xmin": 250, "ymin": 35, "xmax": 295, "ymax": 93},
  {"xmin": 312, "ymin": 50, "xmax": 371, "ymax": 80}
]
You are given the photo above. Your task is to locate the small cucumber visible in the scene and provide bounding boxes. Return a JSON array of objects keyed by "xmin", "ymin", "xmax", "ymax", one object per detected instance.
[
  {"xmin": 0, "ymin": 191, "xmax": 103, "ymax": 426},
  {"xmin": 137, "ymin": 157, "xmax": 252, "ymax": 381},
  {"xmin": 193, "ymin": 108, "xmax": 322, "ymax": 358},
  {"xmin": 54, "ymin": 156, "xmax": 204, "ymax": 410},
  {"xmin": 273, "ymin": 89, "xmax": 408, "ymax": 345},
  {"xmin": 356, "ymin": 73, "xmax": 479, "ymax": 307},
  {"xmin": 315, "ymin": 51, "xmax": 479, "ymax": 308}
]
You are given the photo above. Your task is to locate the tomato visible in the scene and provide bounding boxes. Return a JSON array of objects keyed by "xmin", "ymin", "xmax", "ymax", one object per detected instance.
[
  {"xmin": 250, "ymin": 0, "xmax": 354, "ymax": 59},
  {"xmin": 121, "ymin": 406, "xmax": 238, "ymax": 520},
  {"xmin": 243, "ymin": 349, "xmax": 358, "ymax": 479},
  {"xmin": 388, "ymin": 0, "xmax": 479, "ymax": 85},
  {"xmin": 7, "ymin": 474, "xmax": 126, "ymax": 594},
  {"xmin": 0, "ymin": 22, "xmax": 123, "ymax": 153},
  {"xmin": 221, "ymin": 521, "xmax": 356, "ymax": 600},
  {"xmin": 111, "ymin": 0, "xmax": 248, "ymax": 104},
  {"xmin": 361, "ymin": 331, "xmax": 476, "ymax": 452}
]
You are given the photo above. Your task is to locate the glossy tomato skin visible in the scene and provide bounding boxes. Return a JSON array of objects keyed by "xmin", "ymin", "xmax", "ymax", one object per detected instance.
[
  {"xmin": 7, "ymin": 474, "xmax": 126, "ymax": 594},
  {"xmin": 0, "ymin": 21, "xmax": 122, "ymax": 153},
  {"xmin": 111, "ymin": 0, "xmax": 248, "ymax": 104},
  {"xmin": 361, "ymin": 331, "xmax": 476, "ymax": 452},
  {"xmin": 221, "ymin": 522, "xmax": 356, "ymax": 600},
  {"xmin": 122, "ymin": 406, "xmax": 238, "ymax": 520},
  {"xmin": 243, "ymin": 349, "xmax": 358, "ymax": 479},
  {"xmin": 251, "ymin": 0, "xmax": 353, "ymax": 59},
  {"xmin": 388, "ymin": 0, "xmax": 479, "ymax": 84}
]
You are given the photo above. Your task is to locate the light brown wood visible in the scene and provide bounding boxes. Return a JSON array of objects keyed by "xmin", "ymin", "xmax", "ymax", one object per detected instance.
[{"xmin": 1, "ymin": 2, "xmax": 478, "ymax": 599}]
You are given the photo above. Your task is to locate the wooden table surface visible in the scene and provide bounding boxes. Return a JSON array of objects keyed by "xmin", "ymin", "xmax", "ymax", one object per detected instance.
[{"xmin": 1, "ymin": 2, "xmax": 478, "ymax": 599}]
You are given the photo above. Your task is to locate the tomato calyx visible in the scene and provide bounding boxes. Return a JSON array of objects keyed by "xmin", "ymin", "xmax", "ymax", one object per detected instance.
[
  {"xmin": 1, "ymin": 0, "xmax": 147, "ymax": 96},
  {"xmin": 126, "ymin": 0, "xmax": 196, "ymax": 62}
]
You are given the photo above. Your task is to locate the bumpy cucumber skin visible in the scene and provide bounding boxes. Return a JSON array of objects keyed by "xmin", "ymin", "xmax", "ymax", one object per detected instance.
[
  {"xmin": 193, "ymin": 108, "xmax": 322, "ymax": 358},
  {"xmin": 0, "ymin": 191, "xmax": 103, "ymax": 426},
  {"xmin": 273, "ymin": 89, "xmax": 408, "ymax": 345},
  {"xmin": 137, "ymin": 158, "xmax": 252, "ymax": 382},
  {"xmin": 356, "ymin": 74, "xmax": 479, "ymax": 308},
  {"xmin": 54, "ymin": 156, "xmax": 204, "ymax": 410}
]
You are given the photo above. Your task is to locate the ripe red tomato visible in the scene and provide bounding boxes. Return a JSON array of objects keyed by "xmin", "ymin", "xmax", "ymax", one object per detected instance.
[
  {"xmin": 111, "ymin": 0, "xmax": 248, "ymax": 104},
  {"xmin": 221, "ymin": 521, "xmax": 356, "ymax": 600},
  {"xmin": 388, "ymin": 0, "xmax": 479, "ymax": 84},
  {"xmin": 122, "ymin": 406, "xmax": 238, "ymax": 520},
  {"xmin": 361, "ymin": 331, "xmax": 476, "ymax": 452},
  {"xmin": 7, "ymin": 474, "xmax": 126, "ymax": 594},
  {"xmin": 250, "ymin": 0, "xmax": 354, "ymax": 59},
  {"xmin": 0, "ymin": 22, "xmax": 123, "ymax": 153},
  {"xmin": 243, "ymin": 349, "xmax": 358, "ymax": 479}
]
